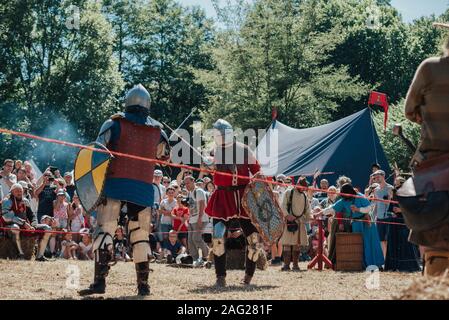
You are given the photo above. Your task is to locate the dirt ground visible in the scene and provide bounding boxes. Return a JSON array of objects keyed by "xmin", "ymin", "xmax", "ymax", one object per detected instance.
[{"xmin": 0, "ymin": 259, "xmax": 422, "ymax": 300}]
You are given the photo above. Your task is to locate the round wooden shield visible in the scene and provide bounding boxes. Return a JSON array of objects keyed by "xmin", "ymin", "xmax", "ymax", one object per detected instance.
[
  {"xmin": 242, "ymin": 179, "xmax": 285, "ymax": 244},
  {"xmin": 74, "ymin": 143, "xmax": 111, "ymax": 213}
]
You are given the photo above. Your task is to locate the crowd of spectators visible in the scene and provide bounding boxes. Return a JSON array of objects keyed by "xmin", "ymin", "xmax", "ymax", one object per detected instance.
[
  {"xmin": 272, "ymin": 163, "xmax": 421, "ymax": 272},
  {"xmin": 0, "ymin": 158, "xmax": 421, "ymax": 272}
]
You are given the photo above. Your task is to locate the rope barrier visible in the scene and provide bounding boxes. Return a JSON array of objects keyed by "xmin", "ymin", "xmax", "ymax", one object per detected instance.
[
  {"xmin": 0, "ymin": 127, "xmax": 400, "ymax": 205},
  {"xmin": 0, "ymin": 213, "xmax": 408, "ymax": 238}
]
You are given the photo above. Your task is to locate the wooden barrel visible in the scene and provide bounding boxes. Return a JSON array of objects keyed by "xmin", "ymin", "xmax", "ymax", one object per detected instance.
[
  {"xmin": 335, "ymin": 232, "xmax": 363, "ymax": 271},
  {"xmin": 0, "ymin": 236, "xmax": 36, "ymax": 260}
]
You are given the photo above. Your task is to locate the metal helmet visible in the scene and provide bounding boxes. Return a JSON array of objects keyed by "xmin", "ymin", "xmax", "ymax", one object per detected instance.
[
  {"xmin": 212, "ymin": 119, "xmax": 233, "ymax": 134},
  {"xmin": 125, "ymin": 84, "xmax": 151, "ymax": 110},
  {"xmin": 213, "ymin": 119, "xmax": 233, "ymax": 146}
]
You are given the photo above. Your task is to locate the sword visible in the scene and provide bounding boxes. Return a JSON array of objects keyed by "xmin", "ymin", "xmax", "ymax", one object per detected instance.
[
  {"xmin": 162, "ymin": 120, "xmax": 207, "ymax": 162},
  {"xmin": 169, "ymin": 108, "xmax": 197, "ymax": 140}
]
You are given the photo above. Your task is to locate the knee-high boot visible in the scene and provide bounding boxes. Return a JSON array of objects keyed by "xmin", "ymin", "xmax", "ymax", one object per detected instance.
[
  {"xmin": 78, "ymin": 249, "xmax": 111, "ymax": 295},
  {"xmin": 282, "ymin": 246, "xmax": 292, "ymax": 271},
  {"xmin": 292, "ymin": 247, "xmax": 301, "ymax": 271},
  {"xmin": 136, "ymin": 261, "xmax": 150, "ymax": 296}
]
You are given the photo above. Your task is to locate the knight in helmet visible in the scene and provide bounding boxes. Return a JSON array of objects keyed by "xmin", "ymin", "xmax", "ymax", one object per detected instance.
[
  {"xmin": 79, "ymin": 84, "xmax": 170, "ymax": 296},
  {"xmin": 204, "ymin": 119, "xmax": 262, "ymax": 287}
]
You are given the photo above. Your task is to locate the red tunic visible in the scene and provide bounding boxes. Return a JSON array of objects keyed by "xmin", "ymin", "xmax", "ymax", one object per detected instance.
[{"xmin": 205, "ymin": 142, "xmax": 260, "ymax": 221}]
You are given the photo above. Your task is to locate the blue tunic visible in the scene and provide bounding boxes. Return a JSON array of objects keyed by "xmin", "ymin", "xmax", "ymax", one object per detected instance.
[
  {"xmin": 332, "ymin": 194, "xmax": 385, "ymax": 268},
  {"xmin": 100, "ymin": 112, "xmax": 158, "ymax": 208}
]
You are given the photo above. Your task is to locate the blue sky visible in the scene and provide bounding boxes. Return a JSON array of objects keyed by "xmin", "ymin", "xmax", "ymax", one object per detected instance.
[{"xmin": 180, "ymin": 0, "xmax": 449, "ymax": 23}]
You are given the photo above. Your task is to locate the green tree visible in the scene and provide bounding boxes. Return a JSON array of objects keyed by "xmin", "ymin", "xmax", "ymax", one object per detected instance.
[
  {"xmin": 198, "ymin": 0, "xmax": 369, "ymax": 130},
  {"xmin": 372, "ymin": 99, "xmax": 420, "ymax": 171},
  {"xmin": 116, "ymin": 0, "xmax": 215, "ymax": 127},
  {"xmin": 0, "ymin": 0, "xmax": 124, "ymax": 167}
]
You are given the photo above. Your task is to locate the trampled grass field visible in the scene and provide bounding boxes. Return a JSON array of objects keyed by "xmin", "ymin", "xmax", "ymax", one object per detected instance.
[{"xmin": 0, "ymin": 259, "xmax": 424, "ymax": 300}]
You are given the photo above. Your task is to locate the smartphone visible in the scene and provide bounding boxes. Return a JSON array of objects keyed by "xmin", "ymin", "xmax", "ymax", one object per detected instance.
[{"xmin": 48, "ymin": 166, "xmax": 58, "ymax": 174}]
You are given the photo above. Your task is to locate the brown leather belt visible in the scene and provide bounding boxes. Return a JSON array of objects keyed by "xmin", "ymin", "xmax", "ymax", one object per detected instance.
[{"xmin": 217, "ymin": 185, "xmax": 247, "ymax": 191}]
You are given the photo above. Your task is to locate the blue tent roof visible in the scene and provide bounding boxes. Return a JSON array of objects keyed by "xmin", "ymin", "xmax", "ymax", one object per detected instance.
[{"xmin": 256, "ymin": 108, "xmax": 390, "ymax": 189}]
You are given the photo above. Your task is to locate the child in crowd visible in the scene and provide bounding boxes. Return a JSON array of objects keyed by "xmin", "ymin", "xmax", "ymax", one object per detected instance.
[
  {"xmin": 164, "ymin": 230, "xmax": 187, "ymax": 263},
  {"xmin": 78, "ymin": 228, "xmax": 93, "ymax": 260},
  {"xmin": 60, "ymin": 230, "xmax": 79, "ymax": 259},
  {"xmin": 171, "ymin": 195, "xmax": 189, "ymax": 248},
  {"xmin": 113, "ymin": 226, "xmax": 131, "ymax": 262}
]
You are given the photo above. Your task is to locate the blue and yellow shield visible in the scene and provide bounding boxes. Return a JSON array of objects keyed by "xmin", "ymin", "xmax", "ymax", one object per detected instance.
[{"xmin": 74, "ymin": 143, "xmax": 112, "ymax": 213}]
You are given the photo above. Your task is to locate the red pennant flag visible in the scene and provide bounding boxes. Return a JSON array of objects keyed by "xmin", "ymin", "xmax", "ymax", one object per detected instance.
[
  {"xmin": 271, "ymin": 107, "xmax": 278, "ymax": 121},
  {"xmin": 368, "ymin": 91, "xmax": 389, "ymax": 130}
]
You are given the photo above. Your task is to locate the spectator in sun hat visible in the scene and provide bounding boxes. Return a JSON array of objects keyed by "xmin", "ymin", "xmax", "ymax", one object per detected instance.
[
  {"xmin": 195, "ymin": 178, "xmax": 205, "ymax": 190},
  {"xmin": 53, "ymin": 189, "xmax": 71, "ymax": 229},
  {"xmin": 78, "ymin": 228, "xmax": 93, "ymax": 260},
  {"xmin": 64, "ymin": 172, "xmax": 76, "ymax": 201},
  {"xmin": 60, "ymin": 229, "xmax": 79, "ymax": 259},
  {"xmin": 162, "ymin": 176, "xmax": 171, "ymax": 189},
  {"xmin": 169, "ymin": 180, "xmax": 180, "ymax": 197},
  {"xmin": 17, "ymin": 180, "xmax": 32, "ymax": 202},
  {"xmin": 370, "ymin": 169, "xmax": 394, "ymax": 259},
  {"xmin": 274, "ymin": 174, "xmax": 287, "ymax": 203},
  {"xmin": 153, "ymin": 169, "xmax": 165, "ymax": 199}
]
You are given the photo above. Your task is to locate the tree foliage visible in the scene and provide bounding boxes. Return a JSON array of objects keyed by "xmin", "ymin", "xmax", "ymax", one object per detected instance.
[
  {"xmin": 372, "ymin": 100, "xmax": 421, "ymax": 171},
  {"xmin": 0, "ymin": 0, "xmax": 448, "ymax": 172}
]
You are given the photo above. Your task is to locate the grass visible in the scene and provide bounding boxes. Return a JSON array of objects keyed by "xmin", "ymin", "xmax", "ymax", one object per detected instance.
[{"xmin": 0, "ymin": 259, "xmax": 422, "ymax": 300}]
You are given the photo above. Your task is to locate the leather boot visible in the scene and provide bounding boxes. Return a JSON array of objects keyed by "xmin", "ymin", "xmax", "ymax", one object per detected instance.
[
  {"xmin": 292, "ymin": 250, "xmax": 300, "ymax": 271},
  {"xmin": 424, "ymin": 251, "xmax": 449, "ymax": 277},
  {"xmin": 78, "ymin": 250, "xmax": 111, "ymax": 296},
  {"xmin": 136, "ymin": 262, "xmax": 150, "ymax": 296},
  {"xmin": 281, "ymin": 249, "xmax": 291, "ymax": 271},
  {"xmin": 241, "ymin": 274, "xmax": 253, "ymax": 285},
  {"xmin": 78, "ymin": 261, "xmax": 109, "ymax": 295},
  {"xmin": 215, "ymin": 276, "xmax": 226, "ymax": 288}
]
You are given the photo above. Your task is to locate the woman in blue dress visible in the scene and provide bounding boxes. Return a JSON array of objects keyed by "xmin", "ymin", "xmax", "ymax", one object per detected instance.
[{"xmin": 322, "ymin": 184, "xmax": 384, "ymax": 268}]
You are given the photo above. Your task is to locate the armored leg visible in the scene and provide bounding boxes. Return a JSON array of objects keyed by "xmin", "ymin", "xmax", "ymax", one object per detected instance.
[
  {"xmin": 79, "ymin": 199, "xmax": 120, "ymax": 296},
  {"xmin": 136, "ymin": 262, "xmax": 150, "ymax": 295},
  {"xmin": 240, "ymin": 219, "xmax": 261, "ymax": 284},
  {"xmin": 212, "ymin": 219, "xmax": 227, "ymax": 286},
  {"xmin": 129, "ymin": 206, "xmax": 152, "ymax": 295}
]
